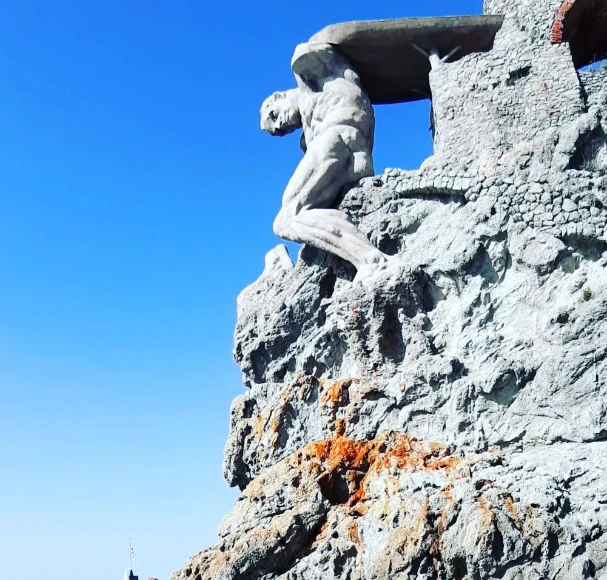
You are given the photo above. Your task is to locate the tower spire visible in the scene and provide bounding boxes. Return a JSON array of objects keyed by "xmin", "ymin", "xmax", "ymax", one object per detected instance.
[{"xmin": 123, "ymin": 540, "xmax": 138, "ymax": 580}]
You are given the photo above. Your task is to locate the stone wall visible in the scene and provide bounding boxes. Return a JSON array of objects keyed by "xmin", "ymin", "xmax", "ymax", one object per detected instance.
[
  {"xmin": 374, "ymin": 169, "xmax": 607, "ymax": 241},
  {"xmin": 432, "ymin": 0, "xmax": 588, "ymax": 176},
  {"xmin": 580, "ymin": 66, "xmax": 607, "ymax": 107},
  {"xmin": 429, "ymin": 43, "xmax": 583, "ymax": 175},
  {"xmin": 484, "ymin": 0, "xmax": 563, "ymax": 43},
  {"xmin": 421, "ymin": 0, "xmax": 607, "ymax": 241}
]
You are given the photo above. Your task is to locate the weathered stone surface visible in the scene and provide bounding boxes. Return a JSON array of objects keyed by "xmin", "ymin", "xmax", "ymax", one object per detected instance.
[
  {"xmin": 178, "ymin": 431, "xmax": 607, "ymax": 579},
  {"xmin": 224, "ymin": 180, "xmax": 607, "ymax": 485},
  {"xmin": 173, "ymin": 174, "xmax": 607, "ymax": 578},
  {"xmin": 171, "ymin": 0, "xmax": 607, "ymax": 577}
]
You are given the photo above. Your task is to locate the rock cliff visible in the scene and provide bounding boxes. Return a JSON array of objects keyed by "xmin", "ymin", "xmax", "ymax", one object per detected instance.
[{"xmin": 172, "ymin": 0, "xmax": 607, "ymax": 577}]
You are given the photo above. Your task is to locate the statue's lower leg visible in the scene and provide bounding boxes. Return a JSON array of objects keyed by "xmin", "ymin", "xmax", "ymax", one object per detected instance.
[{"xmin": 283, "ymin": 207, "xmax": 386, "ymax": 271}]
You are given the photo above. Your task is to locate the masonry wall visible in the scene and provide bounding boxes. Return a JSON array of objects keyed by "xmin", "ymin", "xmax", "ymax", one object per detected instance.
[
  {"xmin": 429, "ymin": 41, "xmax": 583, "ymax": 176},
  {"xmin": 484, "ymin": 0, "xmax": 563, "ymax": 43},
  {"xmin": 378, "ymin": 0, "xmax": 607, "ymax": 242},
  {"xmin": 580, "ymin": 67, "xmax": 607, "ymax": 107}
]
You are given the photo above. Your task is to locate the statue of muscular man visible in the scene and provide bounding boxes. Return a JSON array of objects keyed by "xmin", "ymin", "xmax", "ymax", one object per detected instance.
[{"xmin": 260, "ymin": 42, "xmax": 388, "ymax": 278}]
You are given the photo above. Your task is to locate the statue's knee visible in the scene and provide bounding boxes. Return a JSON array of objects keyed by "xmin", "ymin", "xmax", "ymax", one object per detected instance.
[{"xmin": 353, "ymin": 151, "xmax": 373, "ymax": 178}]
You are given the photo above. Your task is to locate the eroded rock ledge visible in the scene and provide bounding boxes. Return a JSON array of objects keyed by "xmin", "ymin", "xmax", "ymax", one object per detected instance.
[{"xmin": 178, "ymin": 427, "xmax": 607, "ymax": 579}]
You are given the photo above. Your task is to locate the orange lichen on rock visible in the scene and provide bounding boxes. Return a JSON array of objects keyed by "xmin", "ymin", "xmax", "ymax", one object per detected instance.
[
  {"xmin": 348, "ymin": 435, "xmax": 450, "ymax": 506},
  {"xmin": 379, "ymin": 437, "xmax": 450, "ymax": 471},
  {"xmin": 320, "ymin": 381, "xmax": 346, "ymax": 406},
  {"xmin": 347, "ymin": 519, "xmax": 360, "ymax": 545},
  {"xmin": 437, "ymin": 485, "xmax": 457, "ymax": 536},
  {"xmin": 289, "ymin": 431, "xmax": 473, "ymax": 511},
  {"xmin": 441, "ymin": 483, "xmax": 454, "ymax": 503},
  {"xmin": 252, "ymin": 414, "xmax": 265, "ymax": 440},
  {"xmin": 427, "ymin": 455, "xmax": 466, "ymax": 472},
  {"xmin": 364, "ymin": 435, "xmax": 463, "ymax": 482},
  {"xmin": 280, "ymin": 374, "xmax": 318, "ymax": 401},
  {"xmin": 504, "ymin": 495, "xmax": 520, "ymax": 523},
  {"xmin": 309, "ymin": 436, "xmax": 379, "ymax": 472},
  {"xmin": 437, "ymin": 508, "xmax": 448, "ymax": 535},
  {"xmin": 477, "ymin": 495, "xmax": 496, "ymax": 529},
  {"xmin": 334, "ymin": 418, "xmax": 347, "ymax": 437},
  {"xmin": 286, "ymin": 431, "xmax": 497, "ymax": 516},
  {"xmin": 313, "ymin": 519, "xmax": 331, "ymax": 546},
  {"xmin": 411, "ymin": 496, "xmax": 430, "ymax": 543},
  {"xmin": 268, "ymin": 400, "xmax": 294, "ymax": 448},
  {"xmin": 319, "ymin": 378, "xmax": 356, "ymax": 417}
]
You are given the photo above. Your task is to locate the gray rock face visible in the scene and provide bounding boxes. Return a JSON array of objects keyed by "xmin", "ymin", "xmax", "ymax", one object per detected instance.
[
  {"xmin": 171, "ymin": 0, "xmax": 607, "ymax": 578},
  {"xmin": 226, "ymin": 184, "xmax": 607, "ymax": 481},
  {"xmin": 179, "ymin": 436, "xmax": 607, "ymax": 579},
  {"xmin": 173, "ymin": 184, "xmax": 607, "ymax": 579}
]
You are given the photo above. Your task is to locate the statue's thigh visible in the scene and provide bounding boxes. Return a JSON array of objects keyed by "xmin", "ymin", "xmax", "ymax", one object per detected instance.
[{"xmin": 282, "ymin": 143, "xmax": 347, "ymax": 209}]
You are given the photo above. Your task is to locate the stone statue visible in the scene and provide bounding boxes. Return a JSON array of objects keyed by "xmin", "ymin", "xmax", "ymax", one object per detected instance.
[{"xmin": 260, "ymin": 42, "xmax": 388, "ymax": 277}]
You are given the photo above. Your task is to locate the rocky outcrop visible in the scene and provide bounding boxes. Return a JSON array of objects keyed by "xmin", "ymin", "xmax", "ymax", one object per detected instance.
[
  {"xmin": 177, "ymin": 433, "xmax": 607, "ymax": 578},
  {"xmin": 172, "ymin": 171, "xmax": 607, "ymax": 578},
  {"xmin": 171, "ymin": 0, "xmax": 607, "ymax": 577}
]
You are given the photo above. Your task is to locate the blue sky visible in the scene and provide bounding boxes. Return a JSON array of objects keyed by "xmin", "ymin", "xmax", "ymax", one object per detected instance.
[{"xmin": 0, "ymin": 1, "xmax": 480, "ymax": 578}]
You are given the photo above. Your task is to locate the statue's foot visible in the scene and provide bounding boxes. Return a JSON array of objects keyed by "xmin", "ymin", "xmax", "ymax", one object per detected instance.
[
  {"xmin": 353, "ymin": 261, "xmax": 383, "ymax": 283},
  {"xmin": 263, "ymin": 244, "xmax": 294, "ymax": 275},
  {"xmin": 353, "ymin": 253, "xmax": 406, "ymax": 284}
]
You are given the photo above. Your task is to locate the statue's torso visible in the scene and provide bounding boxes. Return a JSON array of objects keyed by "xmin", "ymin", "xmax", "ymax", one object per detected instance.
[{"xmin": 298, "ymin": 77, "xmax": 374, "ymax": 148}]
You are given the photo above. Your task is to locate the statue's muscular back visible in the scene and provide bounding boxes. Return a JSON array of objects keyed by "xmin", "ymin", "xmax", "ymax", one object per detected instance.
[{"xmin": 296, "ymin": 71, "xmax": 375, "ymax": 151}]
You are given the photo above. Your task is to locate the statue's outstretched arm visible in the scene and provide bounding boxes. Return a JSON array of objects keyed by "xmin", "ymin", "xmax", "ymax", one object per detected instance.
[{"xmin": 291, "ymin": 42, "xmax": 351, "ymax": 89}]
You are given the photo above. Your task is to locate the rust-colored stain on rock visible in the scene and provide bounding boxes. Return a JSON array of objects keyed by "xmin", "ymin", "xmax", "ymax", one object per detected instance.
[{"xmin": 288, "ymin": 431, "xmax": 469, "ymax": 509}]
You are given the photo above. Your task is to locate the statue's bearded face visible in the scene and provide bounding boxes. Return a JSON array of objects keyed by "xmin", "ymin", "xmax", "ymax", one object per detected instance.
[{"xmin": 260, "ymin": 92, "xmax": 302, "ymax": 136}]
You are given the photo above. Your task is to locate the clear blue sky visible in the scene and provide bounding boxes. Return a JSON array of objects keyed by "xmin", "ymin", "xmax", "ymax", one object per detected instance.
[{"xmin": 0, "ymin": 1, "xmax": 480, "ymax": 578}]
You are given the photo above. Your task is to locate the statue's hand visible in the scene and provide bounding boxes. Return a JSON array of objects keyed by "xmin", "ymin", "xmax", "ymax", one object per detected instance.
[{"xmin": 291, "ymin": 42, "xmax": 335, "ymax": 80}]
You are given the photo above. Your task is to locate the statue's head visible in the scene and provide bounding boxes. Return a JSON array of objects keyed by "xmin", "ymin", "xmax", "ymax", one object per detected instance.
[{"xmin": 260, "ymin": 90, "xmax": 302, "ymax": 136}]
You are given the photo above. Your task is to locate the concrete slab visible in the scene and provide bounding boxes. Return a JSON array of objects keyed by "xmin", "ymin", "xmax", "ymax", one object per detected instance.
[{"xmin": 310, "ymin": 15, "xmax": 504, "ymax": 104}]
